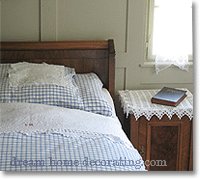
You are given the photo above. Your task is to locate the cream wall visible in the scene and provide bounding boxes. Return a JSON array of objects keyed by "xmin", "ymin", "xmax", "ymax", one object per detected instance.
[{"xmin": 0, "ymin": 0, "xmax": 193, "ymax": 92}]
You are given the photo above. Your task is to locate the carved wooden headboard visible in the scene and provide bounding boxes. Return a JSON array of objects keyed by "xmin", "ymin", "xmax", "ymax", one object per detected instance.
[{"xmin": 0, "ymin": 39, "xmax": 115, "ymax": 98}]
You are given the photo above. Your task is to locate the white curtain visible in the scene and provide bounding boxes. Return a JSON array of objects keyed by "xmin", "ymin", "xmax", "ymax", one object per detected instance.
[{"xmin": 153, "ymin": 0, "xmax": 192, "ymax": 73}]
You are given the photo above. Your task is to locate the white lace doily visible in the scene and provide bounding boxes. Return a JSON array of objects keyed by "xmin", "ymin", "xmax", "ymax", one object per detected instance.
[{"xmin": 119, "ymin": 89, "xmax": 193, "ymax": 120}]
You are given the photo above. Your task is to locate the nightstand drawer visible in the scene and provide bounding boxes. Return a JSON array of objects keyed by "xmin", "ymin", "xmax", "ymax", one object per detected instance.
[{"xmin": 130, "ymin": 114, "xmax": 192, "ymax": 171}]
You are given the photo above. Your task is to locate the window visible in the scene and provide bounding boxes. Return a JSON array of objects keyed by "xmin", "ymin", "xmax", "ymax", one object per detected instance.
[{"xmin": 147, "ymin": 0, "xmax": 192, "ymax": 73}]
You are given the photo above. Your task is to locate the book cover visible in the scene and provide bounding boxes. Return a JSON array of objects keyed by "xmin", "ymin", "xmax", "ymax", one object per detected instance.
[{"xmin": 151, "ymin": 87, "xmax": 187, "ymax": 106}]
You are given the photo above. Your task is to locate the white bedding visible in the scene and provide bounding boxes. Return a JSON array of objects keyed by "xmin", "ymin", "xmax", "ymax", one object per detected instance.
[{"xmin": 0, "ymin": 102, "xmax": 131, "ymax": 146}]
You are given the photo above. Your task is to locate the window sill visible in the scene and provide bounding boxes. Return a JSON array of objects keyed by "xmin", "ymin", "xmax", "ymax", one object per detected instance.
[{"xmin": 139, "ymin": 62, "xmax": 193, "ymax": 68}]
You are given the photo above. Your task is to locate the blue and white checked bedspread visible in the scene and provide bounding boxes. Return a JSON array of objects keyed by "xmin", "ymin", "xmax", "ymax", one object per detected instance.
[{"xmin": 0, "ymin": 130, "xmax": 145, "ymax": 171}]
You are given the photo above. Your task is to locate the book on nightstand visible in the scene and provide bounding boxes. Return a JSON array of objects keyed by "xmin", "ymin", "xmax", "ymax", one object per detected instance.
[{"xmin": 151, "ymin": 87, "xmax": 187, "ymax": 107}]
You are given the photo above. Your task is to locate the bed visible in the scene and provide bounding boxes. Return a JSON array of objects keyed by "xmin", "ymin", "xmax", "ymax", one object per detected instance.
[{"xmin": 0, "ymin": 40, "xmax": 145, "ymax": 171}]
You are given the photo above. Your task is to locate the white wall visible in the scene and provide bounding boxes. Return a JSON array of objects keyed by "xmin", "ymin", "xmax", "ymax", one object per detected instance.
[{"xmin": 0, "ymin": 0, "xmax": 193, "ymax": 92}]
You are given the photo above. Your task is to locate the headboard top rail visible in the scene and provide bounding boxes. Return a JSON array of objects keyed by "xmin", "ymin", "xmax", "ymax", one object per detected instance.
[
  {"xmin": 0, "ymin": 39, "xmax": 115, "ymax": 98},
  {"xmin": 0, "ymin": 40, "xmax": 109, "ymax": 50}
]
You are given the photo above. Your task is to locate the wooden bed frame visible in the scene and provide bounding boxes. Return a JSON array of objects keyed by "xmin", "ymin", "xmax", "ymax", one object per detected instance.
[{"xmin": 0, "ymin": 39, "xmax": 115, "ymax": 98}]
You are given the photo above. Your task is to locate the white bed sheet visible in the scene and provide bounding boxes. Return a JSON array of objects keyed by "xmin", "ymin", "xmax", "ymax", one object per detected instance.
[{"xmin": 0, "ymin": 102, "xmax": 131, "ymax": 146}]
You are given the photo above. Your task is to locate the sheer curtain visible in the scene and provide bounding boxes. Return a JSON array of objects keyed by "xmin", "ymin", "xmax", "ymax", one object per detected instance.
[{"xmin": 152, "ymin": 0, "xmax": 192, "ymax": 73}]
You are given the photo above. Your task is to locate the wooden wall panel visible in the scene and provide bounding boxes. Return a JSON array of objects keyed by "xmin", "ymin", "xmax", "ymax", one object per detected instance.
[
  {"xmin": 56, "ymin": 0, "xmax": 128, "ymax": 53},
  {"xmin": 1, "ymin": 0, "xmax": 40, "ymax": 41},
  {"xmin": 116, "ymin": 67, "xmax": 127, "ymax": 91},
  {"xmin": 0, "ymin": 0, "xmax": 193, "ymax": 92}
]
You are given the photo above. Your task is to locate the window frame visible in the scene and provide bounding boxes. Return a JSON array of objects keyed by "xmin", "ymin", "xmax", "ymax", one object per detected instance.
[{"xmin": 146, "ymin": 0, "xmax": 193, "ymax": 62}]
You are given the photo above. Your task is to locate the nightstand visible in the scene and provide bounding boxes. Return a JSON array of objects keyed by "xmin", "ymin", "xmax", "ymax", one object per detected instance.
[{"xmin": 119, "ymin": 89, "xmax": 193, "ymax": 171}]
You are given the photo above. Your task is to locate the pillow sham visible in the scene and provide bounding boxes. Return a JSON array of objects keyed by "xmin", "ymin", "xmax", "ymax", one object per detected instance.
[
  {"xmin": 0, "ymin": 64, "xmax": 84, "ymax": 110},
  {"xmin": 8, "ymin": 62, "xmax": 75, "ymax": 87},
  {"xmin": 102, "ymin": 88, "xmax": 117, "ymax": 117},
  {"xmin": 74, "ymin": 73, "xmax": 113, "ymax": 117}
]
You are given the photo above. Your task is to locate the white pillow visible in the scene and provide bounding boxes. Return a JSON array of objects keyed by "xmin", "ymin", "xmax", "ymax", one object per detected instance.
[{"xmin": 8, "ymin": 62, "xmax": 73, "ymax": 87}]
